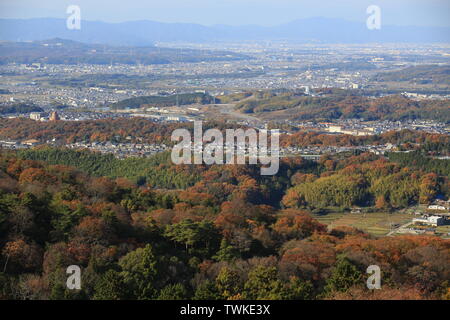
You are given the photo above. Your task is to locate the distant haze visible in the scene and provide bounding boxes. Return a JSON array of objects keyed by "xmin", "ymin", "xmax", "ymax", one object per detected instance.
[
  {"xmin": 0, "ymin": 17, "xmax": 449, "ymax": 45},
  {"xmin": 0, "ymin": 0, "xmax": 450, "ymax": 27}
]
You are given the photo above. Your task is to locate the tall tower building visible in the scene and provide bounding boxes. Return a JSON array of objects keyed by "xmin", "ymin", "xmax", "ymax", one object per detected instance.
[
  {"xmin": 304, "ymin": 86, "xmax": 310, "ymax": 95},
  {"xmin": 50, "ymin": 111, "xmax": 60, "ymax": 121}
]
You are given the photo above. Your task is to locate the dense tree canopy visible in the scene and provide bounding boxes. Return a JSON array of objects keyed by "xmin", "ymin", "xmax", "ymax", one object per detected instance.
[{"xmin": 0, "ymin": 148, "xmax": 448, "ymax": 300}]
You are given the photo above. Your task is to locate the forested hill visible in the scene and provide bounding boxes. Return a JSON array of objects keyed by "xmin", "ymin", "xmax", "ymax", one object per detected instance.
[
  {"xmin": 0, "ymin": 103, "xmax": 43, "ymax": 115},
  {"xmin": 0, "ymin": 117, "xmax": 448, "ymax": 147},
  {"xmin": 16, "ymin": 149, "xmax": 200, "ymax": 189},
  {"xmin": 110, "ymin": 93, "xmax": 217, "ymax": 110},
  {"xmin": 232, "ymin": 91, "xmax": 450, "ymax": 123},
  {"xmin": 388, "ymin": 151, "xmax": 450, "ymax": 177},
  {"xmin": 373, "ymin": 65, "xmax": 450, "ymax": 85},
  {"xmin": 0, "ymin": 149, "xmax": 449, "ymax": 300},
  {"xmin": 14, "ymin": 146, "xmax": 450, "ymax": 210},
  {"xmin": 0, "ymin": 118, "xmax": 244, "ymax": 145}
]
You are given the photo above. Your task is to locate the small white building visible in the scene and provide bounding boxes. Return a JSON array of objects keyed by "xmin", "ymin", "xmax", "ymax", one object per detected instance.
[
  {"xmin": 413, "ymin": 216, "xmax": 445, "ymax": 227},
  {"xmin": 30, "ymin": 112, "xmax": 45, "ymax": 121},
  {"xmin": 428, "ymin": 205, "xmax": 446, "ymax": 211},
  {"xmin": 22, "ymin": 139, "xmax": 40, "ymax": 146},
  {"xmin": 328, "ymin": 125, "xmax": 342, "ymax": 133}
]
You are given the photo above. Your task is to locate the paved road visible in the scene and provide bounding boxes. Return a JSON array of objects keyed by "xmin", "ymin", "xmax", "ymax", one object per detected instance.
[{"xmin": 387, "ymin": 221, "xmax": 414, "ymax": 236}]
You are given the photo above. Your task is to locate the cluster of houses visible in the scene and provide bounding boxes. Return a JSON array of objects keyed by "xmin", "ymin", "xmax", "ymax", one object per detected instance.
[
  {"xmin": 0, "ymin": 138, "xmax": 169, "ymax": 159},
  {"xmin": 412, "ymin": 215, "xmax": 445, "ymax": 227},
  {"xmin": 67, "ymin": 141, "xmax": 168, "ymax": 159},
  {"xmin": 280, "ymin": 143, "xmax": 396, "ymax": 158},
  {"xmin": 0, "ymin": 139, "xmax": 40, "ymax": 149},
  {"xmin": 325, "ymin": 120, "xmax": 448, "ymax": 136},
  {"xmin": 29, "ymin": 111, "xmax": 60, "ymax": 121},
  {"xmin": 411, "ymin": 200, "xmax": 450, "ymax": 228},
  {"xmin": 388, "ymin": 200, "xmax": 450, "ymax": 237}
]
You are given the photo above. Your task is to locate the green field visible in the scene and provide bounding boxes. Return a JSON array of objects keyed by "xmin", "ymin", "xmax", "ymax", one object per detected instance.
[
  {"xmin": 313, "ymin": 212, "xmax": 412, "ymax": 237},
  {"xmin": 436, "ymin": 225, "xmax": 450, "ymax": 238}
]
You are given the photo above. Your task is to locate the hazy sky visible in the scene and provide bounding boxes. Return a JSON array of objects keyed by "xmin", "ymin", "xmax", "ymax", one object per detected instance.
[{"xmin": 1, "ymin": 0, "xmax": 449, "ymax": 27}]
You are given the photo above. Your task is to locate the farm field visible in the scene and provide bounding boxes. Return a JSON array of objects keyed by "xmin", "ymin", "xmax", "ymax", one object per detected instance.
[
  {"xmin": 313, "ymin": 212, "xmax": 413, "ymax": 237},
  {"xmin": 436, "ymin": 225, "xmax": 450, "ymax": 238}
]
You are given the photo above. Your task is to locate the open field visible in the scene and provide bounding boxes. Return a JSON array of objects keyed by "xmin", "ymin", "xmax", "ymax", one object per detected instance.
[
  {"xmin": 436, "ymin": 225, "xmax": 450, "ymax": 238},
  {"xmin": 313, "ymin": 212, "xmax": 413, "ymax": 237}
]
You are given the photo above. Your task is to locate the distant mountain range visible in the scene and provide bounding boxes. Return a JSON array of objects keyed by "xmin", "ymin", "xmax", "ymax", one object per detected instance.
[{"xmin": 0, "ymin": 17, "xmax": 449, "ymax": 45}]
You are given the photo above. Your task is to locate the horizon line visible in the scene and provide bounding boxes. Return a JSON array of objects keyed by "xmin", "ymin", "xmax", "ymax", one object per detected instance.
[{"xmin": 1, "ymin": 16, "xmax": 450, "ymax": 29}]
